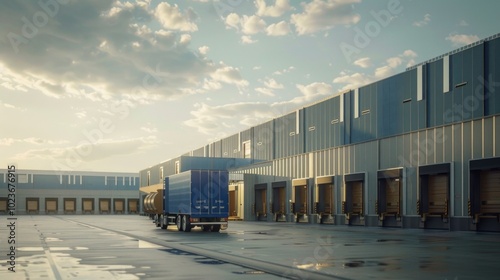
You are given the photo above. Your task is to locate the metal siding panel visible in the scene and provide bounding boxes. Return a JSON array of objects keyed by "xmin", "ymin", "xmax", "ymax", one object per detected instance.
[
  {"xmin": 444, "ymin": 125, "xmax": 454, "ymax": 163},
  {"xmin": 451, "ymin": 52, "xmax": 465, "ymax": 123},
  {"xmin": 472, "ymin": 44, "xmax": 485, "ymax": 119},
  {"xmin": 426, "ymin": 129, "xmax": 435, "ymax": 165},
  {"xmin": 435, "ymin": 127, "xmax": 445, "ymax": 163},
  {"xmin": 453, "ymin": 124, "xmax": 463, "ymax": 216},
  {"xmin": 485, "ymin": 38, "xmax": 500, "ymax": 116},
  {"xmin": 484, "ymin": 117, "xmax": 494, "ymax": 158},
  {"xmin": 472, "ymin": 120, "xmax": 483, "ymax": 159}
]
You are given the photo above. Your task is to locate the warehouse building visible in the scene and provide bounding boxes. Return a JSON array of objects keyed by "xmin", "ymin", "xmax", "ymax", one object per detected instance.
[
  {"xmin": 0, "ymin": 169, "xmax": 139, "ymax": 215},
  {"xmin": 141, "ymin": 33, "xmax": 500, "ymax": 232}
]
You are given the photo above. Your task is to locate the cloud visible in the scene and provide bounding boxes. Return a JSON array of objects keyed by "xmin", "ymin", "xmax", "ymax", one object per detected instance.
[
  {"xmin": 264, "ymin": 78, "xmax": 284, "ymax": 89},
  {"xmin": 241, "ymin": 35, "xmax": 258, "ymax": 44},
  {"xmin": 0, "ymin": 1, "xmax": 245, "ymax": 102},
  {"xmin": 446, "ymin": 33, "xmax": 480, "ymax": 46},
  {"xmin": 185, "ymin": 81, "xmax": 333, "ymax": 136},
  {"xmin": 353, "ymin": 57, "xmax": 371, "ymax": 68},
  {"xmin": 16, "ymin": 136, "xmax": 159, "ymax": 162},
  {"xmin": 242, "ymin": 15, "xmax": 267, "ymax": 34},
  {"xmin": 225, "ymin": 13, "xmax": 267, "ymax": 35},
  {"xmin": 209, "ymin": 64, "xmax": 249, "ymax": 89},
  {"xmin": 198, "ymin": 45, "xmax": 209, "ymax": 55},
  {"xmin": 291, "ymin": 0, "xmax": 361, "ymax": 35},
  {"xmin": 154, "ymin": 2, "xmax": 198, "ymax": 32},
  {"xmin": 0, "ymin": 137, "xmax": 69, "ymax": 146},
  {"xmin": 255, "ymin": 87, "xmax": 275, "ymax": 96},
  {"xmin": 255, "ymin": 0, "xmax": 292, "ymax": 17},
  {"xmin": 266, "ymin": 21, "xmax": 291, "ymax": 36},
  {"xmin": 413, "ymin": 13, "xmax": 431, "ymax": 27},
  {"xmin": 459, "ymin": 20, "xmax": 469, "ymax": 26},
  {"xmin": 333, "ymin": 50, "xmax": 418, "ymax": 91}
]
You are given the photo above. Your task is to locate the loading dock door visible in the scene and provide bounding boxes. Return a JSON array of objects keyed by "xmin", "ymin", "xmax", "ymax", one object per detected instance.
[
  {"xmin": 318, "ymin": 184, "xmax": 333, "ymax": 214},
  {"xmin": 255, "ymin": 186, "xmax": 267, "ymax": 215},
  {"xmin": 294, "ymin": 185, "xmax": 307, "ymax": 214},
  {"xmin": 428, "ymin": 174, "xmax": 448, "ymax": 216},
  {"xmin": 0, "ymin": 198, "xmax": 7, "ymax": 213},
  {"xmin": 46, "ymin": 199, "xmax": 57, "ymax": 213},
  {"xmin": 479, "ymin": 170, "xmax": 500, "ymax": 215},
  {"xmin": 27, "ymin": 198, "xmax": 39, "ymax": 213},
  {"xmin": 377, "ymin": 174, "xmax": 401, "ymax": 217},
  {"xmin": 83, "ymin": 199, "xmax": 94, "ymax": 213},
  {"xmin": 64, "ymin": 199, "xmax": 76, "ymax": 213},
  {"xmin": 128, "ymin": 199, "xmax": 138, "ymax": 213},
  {"xmin": 351, "ymin": 182, "xmax": 363, "ymax": 214},
  {"xmin": 229, "ymin": 190, "xmax": 236, "ymax": 216},
  {"xmin": 272, "ymin": 187, "xmax": 286, "ymax": 214},
  {"xmin": 100, "ymin": 199, "xmax": 110, "ymax": 213},
  {"xmin": 114, "ymin": 199, "xmax": 124, "ymax": 213}
]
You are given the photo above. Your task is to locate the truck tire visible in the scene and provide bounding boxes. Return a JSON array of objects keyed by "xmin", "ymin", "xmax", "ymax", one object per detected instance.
[
  {"xmin": 176, "ymin": 215, "xmax": 184, "ymax": 231},
  {"xmin": 182, "ymin": 215, "xmax": 191, "ymax": 232},
  {"xmin": 211, "ymin": 225, "xmax": 221, "ymax": 232},
  {"xmin": 160, "ymin": 217, "xmax": 167, "ymax": 229}
]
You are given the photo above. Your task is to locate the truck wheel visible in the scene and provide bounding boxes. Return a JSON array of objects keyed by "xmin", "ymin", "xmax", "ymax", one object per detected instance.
[
  {"xmin": 211, "ymin": 225, "xmax": 221, "ymax": 232},
  {"xmin": 202, "ymin": 225, "xmax": 210, "ymax": 232},
  {"xmin": 160, "ymin": 218, "xmax": 167, "ymax": 229},
  {"xmin": 176, "ymin": 215, "xmax": 184, "ymax": 231},
  {"xmin": 182, "ymin": 215, "xmax": 191, "ymax": 232}
]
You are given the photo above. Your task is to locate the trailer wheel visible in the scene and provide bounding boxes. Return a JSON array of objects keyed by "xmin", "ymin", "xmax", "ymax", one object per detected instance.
[
  {"xmin": 160, "ymin": 217, "xmax": 167, "ymax": 229},
  {"xmin": 182, "ymin": 215, "xmax": 191, "ymax": 232},
  {"xmin": 210, "ymin": 225, "xmax": 221, "ymax": 232},
  {"xmin": 176, "ymin": 215, "xmax": 184, "ymax": 231}
]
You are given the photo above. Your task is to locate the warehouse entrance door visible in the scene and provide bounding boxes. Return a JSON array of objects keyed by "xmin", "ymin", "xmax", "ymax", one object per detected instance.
[
  {"xmin": 343, "ymin": 173, "xmax": 365, "ymax": 225},
  {"xmin": 377, "ymin": 169, "xmax": 403, "ymax": 227},
  {"xmin": 229, "ymin": 190, "xmax": 236, "ymax": 217},
  {"xmin": 272, "ymin": 181, "xmax": 287, "ymax": 222},
  {"xmin": 470, "ymin": 157, "xmax": 500, "ymax": 232},
  {"xmin": 316, "ymin": 176, "xmax": 335, "ymax": 224},
  {"xmin": 254, "ymin": 184, "xmax": 267, "ymax": 221},
  {"xmin": 419, "ymin": 163, "xmax": 450, "ymax": 230}
]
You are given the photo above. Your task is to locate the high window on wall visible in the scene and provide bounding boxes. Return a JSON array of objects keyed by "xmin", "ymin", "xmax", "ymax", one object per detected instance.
[
  {"xmin": 242, "ymin": 140, "xmax": 251, "ymax": 158},
  {"xmin": 159, "ymin": 167, "xmax": 164, "ymax": 182},
  {"xmin": 147, "ymin": 171, "xmax": 151, "ymax": 186},
  {"xmin": 175, "ymin": 161, "xmax": 180, "ymax": 174}
]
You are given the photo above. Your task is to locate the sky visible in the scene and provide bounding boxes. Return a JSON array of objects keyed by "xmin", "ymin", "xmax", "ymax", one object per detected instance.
[{"xmin": 1, "ymin": 0, "xmax": 499, "ymax": 173}]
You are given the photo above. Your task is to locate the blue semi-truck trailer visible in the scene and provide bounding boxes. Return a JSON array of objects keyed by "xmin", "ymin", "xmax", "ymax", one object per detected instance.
[{"xmin": 155, "ymin": 170, "xmax": 229, "ymax": 232}]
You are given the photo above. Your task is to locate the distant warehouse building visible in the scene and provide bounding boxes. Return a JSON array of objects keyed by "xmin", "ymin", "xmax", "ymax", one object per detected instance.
[
  {"xmin": 0, "ymin": 169, "xmax": 139, "ymax": 215},
  {"xmin": 141, "ymin": 33, "xmax": 500, "ymax": 232}
]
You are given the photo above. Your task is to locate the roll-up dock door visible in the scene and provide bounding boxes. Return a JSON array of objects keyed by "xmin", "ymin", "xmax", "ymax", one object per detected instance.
[
  {"xmin": 343, "ymin": 173, "xmax": 365, "ymax": 225},
  {"xmin": 316, "ymin": 176, "xmax": 334, "ymax": 224},
  {"xmin": 377, "ymin": 169, "xmax": 402, "ymax": 227},
  {"xmin": 419, "ymin": 163, "xmax": 450, "ymax": 229},
  {"xmin": 128, "ymin": 199, "xmax": 139, "ymax": 214},
  {"xmin": 45, "ymin": 198, "xmax": 58, "ymax": 214},
  {"xmin": 254, "ymin": 184, "xmax": 267, "ymax": 220},
  {"xmin": 100, "ymin": 199, "xmax": 111, "ymax": 214},
  {"xmin": 272, "ymin": 181, "xmax": 287, "ymax": 222},
  {"xmin": 0, "ymin": 198, "xmax": 8, "ymax": 213},
  {"xmin": 470, "ymin": 157, "xmax": 500, "ymax": 232},
  {"xmin": 292, "ymin": 178, "xmax": 309, "ymax": 223},
  {"xmin": 26, "ymin": 198, "xmax": 39, "ymax": 214},
  {"xmin": 114, "ymin": 199, "xmax": 125, "ymax": 214},
  {"xmin": 82, "ymin": 198, "xmax": 94, "ymax": 214},
  {"xmin": 64, "ymin": 198, "xmax": 76, "ymax": 214}
]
